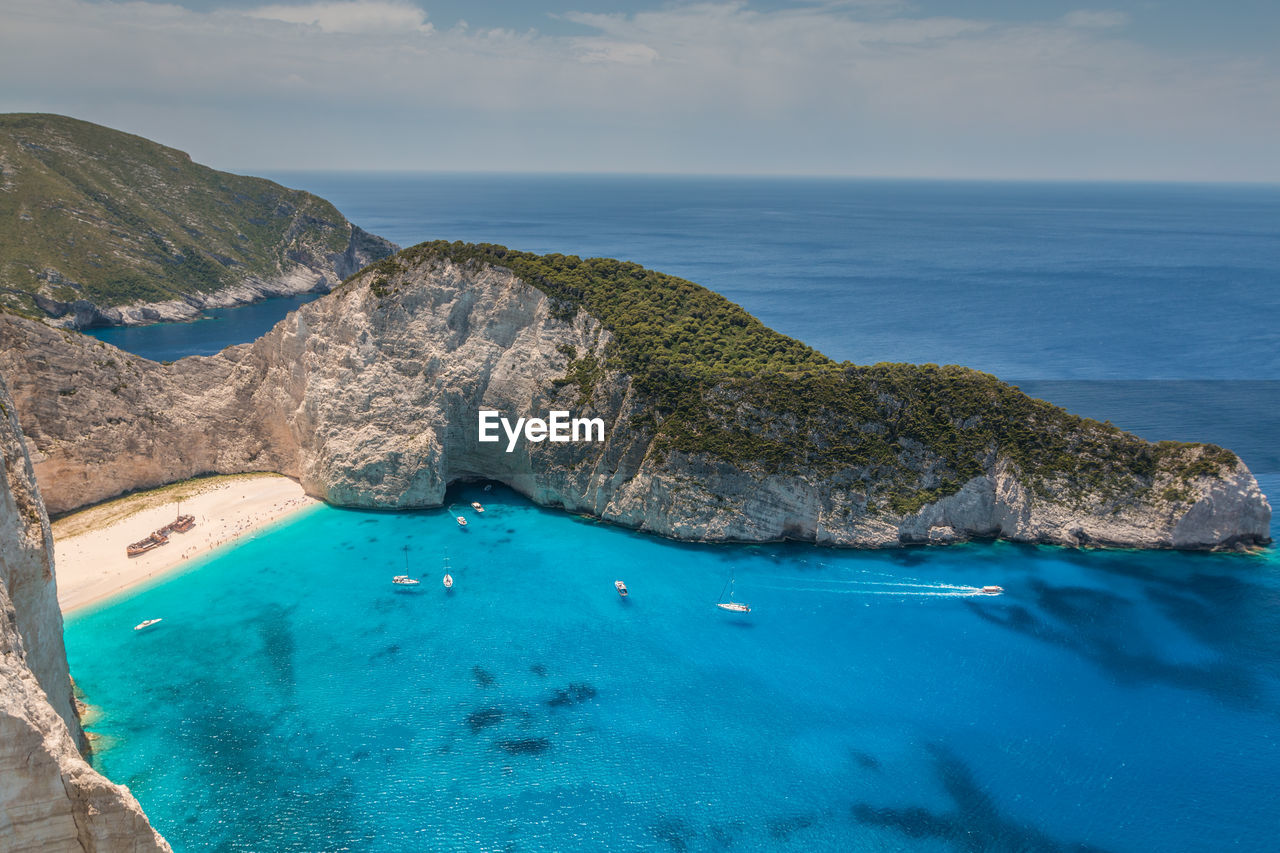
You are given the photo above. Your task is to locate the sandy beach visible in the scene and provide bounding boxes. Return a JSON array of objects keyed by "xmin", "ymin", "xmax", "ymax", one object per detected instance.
[{"xmin": 53, "ymin": 473, "xmax": 318, "ymax": 614}]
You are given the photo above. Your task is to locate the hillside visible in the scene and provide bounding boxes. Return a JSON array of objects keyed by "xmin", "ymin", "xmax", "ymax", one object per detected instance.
[
  {"xmin": 0, "ymin": 113, "xmax": 395, "ymax": 326},
  {"xmin": 371, "ymin": 243, "xmax": 1245, "ymax": 516},
  {"xmin": 0, "ymin": 244, "xmax": 1268, "ymax": 549}
]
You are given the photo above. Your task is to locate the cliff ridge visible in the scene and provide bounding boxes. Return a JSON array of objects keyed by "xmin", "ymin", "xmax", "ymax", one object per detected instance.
[{"xmin": 0, "ymin": 244, "xmax": 1268, "ymax": 550}]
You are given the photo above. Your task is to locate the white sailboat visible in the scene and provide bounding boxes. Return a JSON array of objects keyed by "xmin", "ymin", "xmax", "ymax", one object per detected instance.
[
  {"xmin": 393, "ymin": 546, "xmax": 421, "ymax": 586},
  {"xmin": 442, "ymin": 552, "xmax": 454, "ymax": 590},
  {"xmin": 716, "ymin": 571, "xmax": 750, "ymax": 613}
]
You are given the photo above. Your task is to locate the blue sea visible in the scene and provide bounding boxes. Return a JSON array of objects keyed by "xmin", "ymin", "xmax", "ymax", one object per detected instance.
[{"xmin": 69, "ymin": 177, "xmax": 1280, "ymax": 851}]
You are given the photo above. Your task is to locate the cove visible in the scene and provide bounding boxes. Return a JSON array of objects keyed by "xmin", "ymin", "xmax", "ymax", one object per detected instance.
[{"xmin": 65, "ymin": 484, "xmax": 1280, "ymax": 852}]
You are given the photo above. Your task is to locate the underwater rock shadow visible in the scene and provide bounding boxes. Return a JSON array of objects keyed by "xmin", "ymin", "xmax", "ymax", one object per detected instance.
[
  {"xmin": 546, "ymin": 683, "xmax": 597, "ymax": 709},
  {"xmin": 255, "ymin": 601, "xmax": 298, "ymax": 695},
  {"xmin": 852, "ymin": 742, "xmax": 1113, "ymax": 853},
  {"xmin": 966, "ymin": 579, "xmax": 1267, "ymax": 710},
  {"xmin": 1143, "ymin": 572, "xmax": 1280, "ymax": 673},
  {"xmin": 495, "ymin": 736, "xmax": 551, "ymax": 756},
  {"xmin": 473, "ymin": 665, "xmax": 497, "ymax": 687},
  {"xmin": 467, "ymin": 706, "xmax": 505, "ymax": 733}
]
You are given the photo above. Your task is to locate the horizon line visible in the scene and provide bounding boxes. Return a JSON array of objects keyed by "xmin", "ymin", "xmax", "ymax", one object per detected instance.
[{"xmin": 243, "ymin": 168, "xmax": 1280, "ymax": 188}]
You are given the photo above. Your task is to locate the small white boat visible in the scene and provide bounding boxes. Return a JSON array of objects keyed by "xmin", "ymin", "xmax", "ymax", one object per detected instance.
[
  {"xmin": 443, "ymin": 574, "xmax": 454, "ymax": 589},
  {"xmin": 392, "ymin": 575, "xmax": 421, "ymax": 586},
  {"xmin": 978, "ymin": 585, "xmax": 1004, "ymax": 596},
  {"xmin": 456, "ymin": 516, "xmax": 468, "ymax": 527},
  {"xmin": 133, "ymin": 618, "xmax": 162, "ymax": 631},
  {"xmin": 471, "ymin": 501, "xmax": 485, "ymax": 513},
  {"xmin": 615, "ymin": 580, "xmax": 629, "ymax": 598}
]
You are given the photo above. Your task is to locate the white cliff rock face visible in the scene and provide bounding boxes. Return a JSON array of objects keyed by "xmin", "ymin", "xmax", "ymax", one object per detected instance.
[
  {"xmin": 0, "ymin": 255, "xmax": 1271, "ymax": 549},
  {"xmin": 0, "ymin": 374, "xmax": 170, "ymax": 852},
  {"xmin": 56, "ymin": 266, "xmax": 332, "ymax": 328},
  {"xmin": 43, "ymin": 226, "xmax": 397, "ymax": 330},
  {"xmin": 896, "ymin": 457, "xmax": 1271, "ymax": 549}
]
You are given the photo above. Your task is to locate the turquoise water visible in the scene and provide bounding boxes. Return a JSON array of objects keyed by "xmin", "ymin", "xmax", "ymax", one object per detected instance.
[{"xmin": 66, "ymin": 484, "xmax": 1280, "ymax": 852}]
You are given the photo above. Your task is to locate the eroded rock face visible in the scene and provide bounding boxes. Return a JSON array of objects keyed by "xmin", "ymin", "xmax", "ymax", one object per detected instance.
[
  {"xmin": 0, "ymin": 255, "xmax": 1271, "ymax": 549},
  {"xmin": 0, "ymin": 374, "xmax": 170, "ymax": 851}
]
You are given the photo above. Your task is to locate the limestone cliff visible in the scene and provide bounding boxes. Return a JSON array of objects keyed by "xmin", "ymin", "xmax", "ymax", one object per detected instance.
[
  {"xmin": 0, "ymin": 374, "xmax": 170, "ymax": 851},
  {"xmin": 0, "ymin": 113, "xmax": 397, "ymax": 327},
  {"xmin": 0, "ymin": 249, "xmax": 1270, "ymax": 549}
]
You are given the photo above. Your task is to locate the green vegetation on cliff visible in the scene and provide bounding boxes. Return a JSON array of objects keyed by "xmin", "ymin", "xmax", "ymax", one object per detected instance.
[
  {"xmin": 0, "ymin": 113, "xmax": 388, "ymax": 318},
  {"xmin": 371, "ymin": 241, "xmax": 1236, "ymax": 511}
]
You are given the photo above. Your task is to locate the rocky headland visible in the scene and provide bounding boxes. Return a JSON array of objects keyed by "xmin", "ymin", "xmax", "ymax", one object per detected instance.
[
  {"xmin": 0, "ymin": 242, "xmax": 1269, "ymax": 550},
  {"xmin": 0, "ymin": 114, "xmax": 397, "ymax": 328},
  {"xmin": 0, "ymin": 373, "xmax": 170, "ymax": 851}
]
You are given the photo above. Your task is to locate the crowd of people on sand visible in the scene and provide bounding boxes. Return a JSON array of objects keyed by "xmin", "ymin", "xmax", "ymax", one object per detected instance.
[{"xmin": 175, "ymin": 495, "xmax": 311, "ymax": 559}]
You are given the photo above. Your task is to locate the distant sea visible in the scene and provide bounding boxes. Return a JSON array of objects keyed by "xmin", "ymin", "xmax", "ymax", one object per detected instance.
[
  {"xmin": 88, "ymin": 175, "xmax": 1280, "ymax": 474},
  {"xmin": 70, "ymin": 177, "xmax": 1280, "ymax": 852}
]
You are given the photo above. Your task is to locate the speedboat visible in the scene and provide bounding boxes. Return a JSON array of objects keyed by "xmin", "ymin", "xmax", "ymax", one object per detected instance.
[
  {"xmin": 456, "ymin": 516, "xmax": 468, "ymax": 527},
  {"xmin": 471, "ymin": 502, "xmax": 485, "ymax": 513},
  {"xmin": 615, "ymin": 580, "xmax": 629, "ymax": 598},
  {"xmin": 133, "ymin": 618, "xmax": 163, "ymax": 631},
  {"xmin": 392, "ymin": 575, "xmax": 421, "ymax": 586},
  {"xmin": 978, "ymin": 585, "xmax": 1003, "ymax": 596}
]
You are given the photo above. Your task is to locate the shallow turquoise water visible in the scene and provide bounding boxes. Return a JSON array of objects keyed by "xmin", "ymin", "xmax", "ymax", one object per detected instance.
[{"xmin": 65, "ymin": 483, "xmax": 1280, "ymax": 852}]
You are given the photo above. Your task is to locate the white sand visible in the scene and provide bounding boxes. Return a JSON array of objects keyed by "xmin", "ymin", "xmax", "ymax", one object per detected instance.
[{"xmin": 53, "ymin": 474, "xmax": 318, "ymax": 614}]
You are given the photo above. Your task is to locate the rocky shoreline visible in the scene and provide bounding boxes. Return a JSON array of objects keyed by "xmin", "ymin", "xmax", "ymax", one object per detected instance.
[
  {"xmin": 0, "ymin": 252, "xmax": 1269, "ymax": 551},
  {"xmin": 35, "ymin": 226, "xmax": 396, "ymax": 330}
]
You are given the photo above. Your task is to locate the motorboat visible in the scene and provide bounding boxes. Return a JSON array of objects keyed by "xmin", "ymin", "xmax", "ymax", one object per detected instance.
[
  {"xmin": 471, "ymin": 502, "xmax": 485, "ymax": 513},
  {"xmin": 978, "ymin": 585, "xmax": 1004, "ymax": 596},
  {"xmin": 133, "ymin": 618, "xmax": 163, "ymax": 631},
  {"xmin": 456, "ymin": 516, "xmax": 468, "ymax": 527},
  {"xmin": 615, "ymin": 580, "xmax": 629, "ymax": 598}
]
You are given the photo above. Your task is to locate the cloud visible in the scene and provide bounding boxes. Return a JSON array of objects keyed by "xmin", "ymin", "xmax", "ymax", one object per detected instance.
[
  {"xmin": 247, "ymin": 1, "xmax": 431, "ymax": 34},
  {"xmin": 1061, "ymin": 10, "xmax": 1129, "ymax": 29},
  {"xmin": 0, "ymin": 0, "xmax": 1275, "ymax": 179},
  {"xmin": 575, "ymin": 40, "xmax": 660, "ymax": 65}
]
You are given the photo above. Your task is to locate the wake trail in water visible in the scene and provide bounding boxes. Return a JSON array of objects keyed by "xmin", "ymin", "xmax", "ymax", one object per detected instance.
[
  {"xmin": 752, "ymin": 575, "xmax": 979, "ymax": 593},
  {"xmin": 755, "ymin": 584, "xmax": 983, "ymax": 597}
]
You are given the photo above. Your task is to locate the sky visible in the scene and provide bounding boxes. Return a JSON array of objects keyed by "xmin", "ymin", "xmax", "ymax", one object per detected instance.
[{"xmin": 1, "ymin": 0, "xmax": 1277, "ymax": 180}]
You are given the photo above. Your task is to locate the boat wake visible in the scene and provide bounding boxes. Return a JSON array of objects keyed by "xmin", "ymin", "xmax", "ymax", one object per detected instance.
[{"xmin": 751, "ymin": 575, "xmax": 1002, "ymax": 598}]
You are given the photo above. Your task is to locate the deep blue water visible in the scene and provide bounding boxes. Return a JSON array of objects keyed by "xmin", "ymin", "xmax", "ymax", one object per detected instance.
[
  {"xmin": 88, "ymin": 176, "xmax": 1280, "ymax": 472},
  {"xmin": 85, "ymin": 293, "xmax": 323, "ymax": 362},
  {"xmin": 260, "ymin": 175, "xmax": 1280, "ymax": 381},
  {"xmin": 64, "ymin": 178, "xmax": 1280, "ymax": 851}
]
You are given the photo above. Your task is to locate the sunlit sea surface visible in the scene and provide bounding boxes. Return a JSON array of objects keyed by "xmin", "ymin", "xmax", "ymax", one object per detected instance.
[{"xmin": 69, "ymin": 178, "xmax": 1280, "ymax": 851}]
